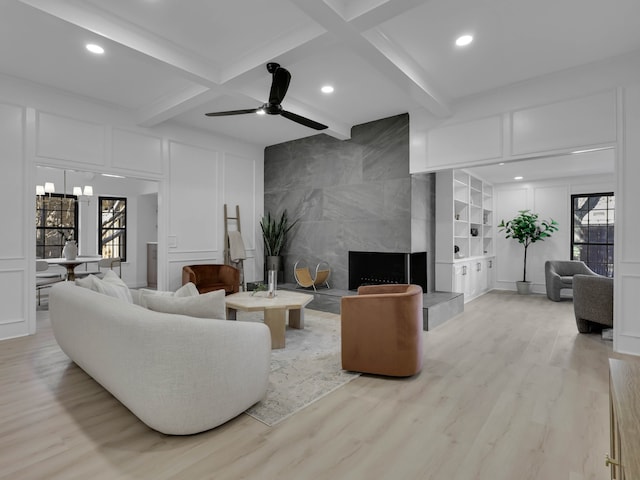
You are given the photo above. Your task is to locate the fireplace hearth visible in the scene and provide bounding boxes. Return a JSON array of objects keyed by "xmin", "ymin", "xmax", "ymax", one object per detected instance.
[{"xmin": 348, "ymin": 251, "xmax": 427, "ymax": 291}]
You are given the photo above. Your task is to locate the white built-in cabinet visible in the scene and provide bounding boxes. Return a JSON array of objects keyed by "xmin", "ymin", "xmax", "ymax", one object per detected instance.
[{"xmin": 436, "ymin": 169, "xmax": 495, "ymax": 302}]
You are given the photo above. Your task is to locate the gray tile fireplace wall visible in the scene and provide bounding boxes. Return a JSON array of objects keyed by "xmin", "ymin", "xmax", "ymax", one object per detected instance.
[{"xmin": 264, "ymin": 113, "xmax": 435, "ymax": 291}]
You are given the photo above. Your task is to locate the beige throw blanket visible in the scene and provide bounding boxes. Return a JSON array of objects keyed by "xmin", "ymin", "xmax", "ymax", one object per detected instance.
[{"xmin": 228, "ymin": 230, "xmax": 247, "ymax": 262}]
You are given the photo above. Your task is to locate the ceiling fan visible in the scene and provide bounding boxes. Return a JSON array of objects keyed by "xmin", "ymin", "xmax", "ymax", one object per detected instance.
[{"xmin": 205, "ymin": 63, "xmax": 328, "ymax": 131}]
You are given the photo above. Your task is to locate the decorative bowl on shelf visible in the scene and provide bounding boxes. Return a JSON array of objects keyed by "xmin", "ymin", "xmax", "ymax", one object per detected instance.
[{"xmin": 470, "ymin": 228, "xmax": 479, "ymax": 237}]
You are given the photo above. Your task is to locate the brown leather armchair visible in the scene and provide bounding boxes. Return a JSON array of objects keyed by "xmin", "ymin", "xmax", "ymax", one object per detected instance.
[
  {"xmin": 341, "ymin": 284, "xmax": 424, "ymax": 377},
  {"xmin": 182, "ymin": 264, "xmax": 240, "ymax": 295}
]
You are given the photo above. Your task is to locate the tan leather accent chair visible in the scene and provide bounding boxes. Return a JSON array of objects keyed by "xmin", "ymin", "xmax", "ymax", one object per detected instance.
[
  {"xmin": 182, "ymin": 264, "xmax": 240, "ymax": 295},
  {"xmin": 341, "ymin": 284, "xmax": 424, "ymax": 377}
]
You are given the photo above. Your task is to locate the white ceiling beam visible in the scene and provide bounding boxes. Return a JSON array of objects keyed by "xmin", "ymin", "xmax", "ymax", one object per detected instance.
[
  {"xmin": 289, "ymin": 0, "xmax": 451, "ymax": 117},
  {"xmin": 344, "ymin": 0, "xmax": 433, "ymax": 31},
  {"xmin": 219, "ymin": 24, "xmax": 328, "ymax": 85},
  {"xmin": 136, "ymin": 86, "xmax": 223, "ymax": 128}
]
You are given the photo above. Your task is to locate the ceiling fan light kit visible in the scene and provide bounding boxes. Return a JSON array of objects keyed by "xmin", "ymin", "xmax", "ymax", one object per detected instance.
[{"xmin": 205, "ymin": 63, "xmax": 328, "ymax": 131}]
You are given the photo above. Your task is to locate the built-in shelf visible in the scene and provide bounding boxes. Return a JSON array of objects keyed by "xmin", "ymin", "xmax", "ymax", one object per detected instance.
[{"xmin": 435, "ymin": 169, "xmax": 495, "ymax": 302}]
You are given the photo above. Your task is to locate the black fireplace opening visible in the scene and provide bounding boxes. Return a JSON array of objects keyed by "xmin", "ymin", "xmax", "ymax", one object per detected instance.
[{"xmin": 348, "ymin": 251, "xmax": 427, "ymax": 291}]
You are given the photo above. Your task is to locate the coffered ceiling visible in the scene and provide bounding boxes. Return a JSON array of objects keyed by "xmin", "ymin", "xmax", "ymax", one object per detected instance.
[{"xmin": 2, "ymin": 0, "xmax": 640, "ymax": 148}]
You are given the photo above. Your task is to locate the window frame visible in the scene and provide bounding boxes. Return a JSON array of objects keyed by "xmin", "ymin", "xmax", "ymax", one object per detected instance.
[
  {"xmin": 98, "ymin": 196, "xmax": 127, "ymax": 262},
  {"xmin": 570, "ymin": 191, "xmax": 614, "ymax": 277},
  {"xmin": 35, "ymin": 193, "xmax": 79, "ymax": 259}
]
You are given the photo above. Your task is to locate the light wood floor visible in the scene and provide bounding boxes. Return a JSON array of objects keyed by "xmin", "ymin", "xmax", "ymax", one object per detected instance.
[{"xmin": 2, "ymin": 291, "xmax": 637, "ymax": 480}]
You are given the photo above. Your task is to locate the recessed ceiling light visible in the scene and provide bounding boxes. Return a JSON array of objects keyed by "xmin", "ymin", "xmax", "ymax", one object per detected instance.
[
  {"xmin": 499, "ymin": 162, "xmax": 505, "ymax": 166},
  {"xmin": 86, "ymin": 44, "xmax": 105, "ymax": 55},
  {"xmin": 514, "ymin": 176, "xmax": 523, "ymax": 180},
  {"xmin": 321, "ymin": 85, "xmax": 334, "ymax": 94},
  {"xmin": 455, "ymin": 35, "xmax": 473, "ymax": 47}
]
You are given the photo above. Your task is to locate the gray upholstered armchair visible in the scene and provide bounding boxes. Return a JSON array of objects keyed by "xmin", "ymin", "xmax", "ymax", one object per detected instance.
[
  {"xmin": 544, "ymin": 260, "xmax": 598, "ymax": 301},
  {"xmin": 573, "ymin": 274, "xmax": 613, "ymax": 333}
]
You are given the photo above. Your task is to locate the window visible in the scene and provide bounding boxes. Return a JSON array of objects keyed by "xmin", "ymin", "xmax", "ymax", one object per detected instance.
[
  {"xmin": 99, "ymin": 196, "xmax": 127, "ymax": 261},
  {"xmin": 36, "ymin": 194, "xmax": 78, "ymax": 258},
  {"xmin": 571, "ymin": 193, "xmax": 614, "ymax": 277}
]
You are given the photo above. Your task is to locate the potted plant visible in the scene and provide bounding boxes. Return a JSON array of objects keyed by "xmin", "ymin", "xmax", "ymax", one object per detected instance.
[
  {"xmin": 498, "ymin": 210, "xmax": 559, "ymax": 294},
  {"xmin": 260, "ymin": 210, "xmax": 298, "ymax": 274}
]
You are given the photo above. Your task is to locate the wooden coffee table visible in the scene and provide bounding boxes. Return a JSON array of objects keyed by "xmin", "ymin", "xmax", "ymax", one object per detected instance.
[{"xmin": 225, "ymin": 290, "xmax": 314, "ymax": 349}]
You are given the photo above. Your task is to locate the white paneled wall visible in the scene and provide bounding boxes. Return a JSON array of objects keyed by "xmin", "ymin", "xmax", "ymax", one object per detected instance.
[
  {"xmin": 616, "ymin": 83, "xmax": 640, "ymax": 354},
  {"xmin": 112, "ymin": 128, "xmax": 163, "ymax": 175},
  {"xmin": 511, "ymin": 90, "xmax": 616, "ymax": 156},
  {"xmin": 168, "ymin": 141, "xmax": 220, "ymax": 254},
  {"xmin": 427, "ymin": 115, "xmax": 503, "ymax": 167},
  {"xmin": 36, "ymin": 112, "xmax": 105, "ymax": 166},
  {"xmin": 0, "ymin": 76, "xmax": 263, "ymax": 341},
  {"xmin": 222, "ymin": 152, "xmax": 261, "ymax": 284},
  {"xmin": 494, "ymin": 182, "xmax": 572, "ymax": 292},
  {"xmin": 0, "ymin": 103, "xmax": 28, "ymax": 338}
]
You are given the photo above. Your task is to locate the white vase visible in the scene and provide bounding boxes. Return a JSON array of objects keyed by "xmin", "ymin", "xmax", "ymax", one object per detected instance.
[{"xmin": 62, "ymin": 240, "xmax": 77, "ymax": 260}]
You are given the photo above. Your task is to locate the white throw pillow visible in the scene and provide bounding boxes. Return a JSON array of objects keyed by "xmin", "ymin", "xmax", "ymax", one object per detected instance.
[
  {"xmin": 145, "ymin": 289, "xmax": 226, "ymax": 320},
  {"xmin": 175, "ymin": 282, "xmax": 199, "ymax": 297},
  {"xmin": 92, "ymin": 270, "xmax": 133, "ymax": 304},
  {"xmin": 137, "ymin": 282, "xmax": 199, "ymax": 308},
  {"xmin": 75, "ymin": 275, "xmax": 98, "ymax": 289}
]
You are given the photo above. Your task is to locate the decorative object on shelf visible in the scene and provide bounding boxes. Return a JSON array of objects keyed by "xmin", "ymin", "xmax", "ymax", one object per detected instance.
[
  {"xmin": 454, "ymin": 245, "xmax": 463, "ymax": 259},
  {"xmin": 470, "ymin": 227, "xmax": 479, "ymax": 237},
  {"xmin": 455, "ymin": 213, "xmax": 460, "ymax": 220},
  {"xmin": 498, "ymin": 210, "xmax": 559, "ymax": 294},
  {"xmin": 62, "ymin": 240, "xmax": 78, "ymax": 260}
]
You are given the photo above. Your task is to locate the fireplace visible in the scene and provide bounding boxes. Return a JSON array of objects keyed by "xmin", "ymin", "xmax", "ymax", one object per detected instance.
[{"xmin": 348, "ymin": 251, "xmax": 427, "ymax": 291}]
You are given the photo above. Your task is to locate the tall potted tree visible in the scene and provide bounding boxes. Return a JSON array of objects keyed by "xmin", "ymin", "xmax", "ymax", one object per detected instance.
[
  {"xmin": 260, "ymin": 210, "xmax": 298, "ymax": 275},
  {"xmin": 498, "ymin": 210, "xmax": 559, "ymax": 294}
]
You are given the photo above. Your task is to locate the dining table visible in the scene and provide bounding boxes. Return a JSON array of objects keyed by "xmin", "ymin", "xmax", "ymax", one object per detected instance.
[{"xmin": 45, "ymin": 256, "xmax": 103, "ymax": 281}]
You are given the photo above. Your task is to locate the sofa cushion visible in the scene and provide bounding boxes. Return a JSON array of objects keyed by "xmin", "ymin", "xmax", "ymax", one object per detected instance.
[
  {"xmin": 75, "ymin": 275, "xmax": 97, "ymax": 289},
  {"xmin": 75, "ymin": 270, "xmax": 133, "ymax": 304},
  {"xmin": 92, "ymin": 270, "xmax": 133, "ymax": 304},
  {"xmin": 137, "ymin": 282, "xmax": 199, "ymax": 308},
  {"xmin": 145, "ymin": 288, "xmax": 226, "ymax": 320}
]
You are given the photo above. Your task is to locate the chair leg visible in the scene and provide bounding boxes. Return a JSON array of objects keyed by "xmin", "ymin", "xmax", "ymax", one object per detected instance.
[{"xmin": 576, "ymin": 317, "xmax": 592, "ymax": 333}]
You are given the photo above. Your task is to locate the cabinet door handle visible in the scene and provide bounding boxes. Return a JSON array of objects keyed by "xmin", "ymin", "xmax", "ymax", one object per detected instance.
[
  {"xmin": 489, "ymin": 260, "xmax": 493, "ymax": 268},
  {"xmin": 477, "ymin": 262, "xmax": 481, "ymax": 272},
  {"xmin": 462, "ymin": 266, "xmax": 467, "ymax": 275}
]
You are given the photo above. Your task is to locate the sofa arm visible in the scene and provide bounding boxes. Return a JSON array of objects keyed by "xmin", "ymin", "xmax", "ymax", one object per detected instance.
[
  {"xmin": 357, "ymin": 284, "xmax": 414, "ymax": 296},
  {"xmin": 218, "ymin": 265, "xmax": 240, "ymax": 292},
  {"xmin": 573, "ymin": 274, "xmax": 613, "ymax": 328},
  {"xmin": 182, "ymin": 266, "xmax": 197, "ymax": 286}
]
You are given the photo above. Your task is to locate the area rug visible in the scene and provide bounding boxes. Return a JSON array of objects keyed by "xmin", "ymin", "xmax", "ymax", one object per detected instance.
[{"xmin": 237, "ymin": 309, "xmax": 360, "ymax": 426}]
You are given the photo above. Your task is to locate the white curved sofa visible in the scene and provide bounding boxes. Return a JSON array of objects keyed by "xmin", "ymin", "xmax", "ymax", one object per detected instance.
[{"xmin": 49, "ymin": 281, "xmax": 271, "ymax": 435}]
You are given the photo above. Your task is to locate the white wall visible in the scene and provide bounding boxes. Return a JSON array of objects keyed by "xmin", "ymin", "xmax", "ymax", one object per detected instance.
[
  {"xmin": 494, "ymin": 174, "xmax": 615, "ymax": 294},
  {"xmin": 0, "ymin": 73, "xmax": 263, "ymax": 341}
]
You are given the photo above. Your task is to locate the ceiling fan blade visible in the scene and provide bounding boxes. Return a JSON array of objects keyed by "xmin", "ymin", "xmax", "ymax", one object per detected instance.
[
  {"xmin": 269, "ymin": 67, "xmax": 291, "ymax": 105},
  {"xmin": 281, "ymin": 110, "xmax": 328, "ymax": 130},
  {"xmin": 205, "ymin": 108, "xmax": 259, "ymax": 117}
]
